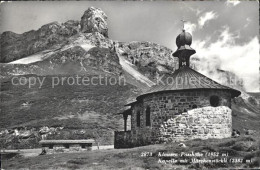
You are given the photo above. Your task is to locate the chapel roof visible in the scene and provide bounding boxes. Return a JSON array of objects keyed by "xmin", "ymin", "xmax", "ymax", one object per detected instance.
[
  {"xmin": 127, "ymin": 24, "xmax": 241, "ymax": 104},
  {"xmin": 136, "ymin": 66, "xmax": 241, "ymax": 100}
]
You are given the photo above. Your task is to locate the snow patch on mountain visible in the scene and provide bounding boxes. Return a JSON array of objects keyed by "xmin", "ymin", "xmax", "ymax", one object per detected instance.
[
  {"xmin": 8, "ymin": 53, "xmax": 45, "ymax": 65},
  {"xmin": 80, "ymin": 43, "xmax": 95, "ymax": 51}
]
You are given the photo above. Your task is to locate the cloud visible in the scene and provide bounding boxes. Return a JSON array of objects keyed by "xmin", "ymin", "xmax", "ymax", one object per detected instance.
[
  {"xmin": 198, "ymin": 11, "xmax": 218, "ymax": 28},
  {"xmin": 244, "ymin": 17, "xmax": 251, "ymax": 28},
  {"xmin": 192, "ymin": 26, "xmax": 259, "ymax": 92},
  {"xmin": 185, "ymin": 22, "xmax": 196, "ymax": 34},
  {"xmin": 186, "ymin": 6, "xmax": 202, "ymax": 16},
  {"xmin": 226, "ymin": 0, "xmax": 241, "ymax": 6}
]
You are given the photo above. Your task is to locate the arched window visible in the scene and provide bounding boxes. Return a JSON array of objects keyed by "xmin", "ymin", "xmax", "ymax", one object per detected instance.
[
  {"xmin": 146, "ymin": 106, "xmax": 151, "ymax": 126},
  {"xmin": 136, "ymin": 111, "xmax": 140, "ymax": 127},
  {"xmin": 210, "ymin": 95, "xmax": 220, "ymax": 107}
]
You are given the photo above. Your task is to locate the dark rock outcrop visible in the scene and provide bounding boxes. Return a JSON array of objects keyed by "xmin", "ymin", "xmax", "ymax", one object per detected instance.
[
  {"xmin": 0, "ymin": 21, "xmax": 80, "ymax": 63},
  {"xmin": 80, "ymin": 7, "xmax": 108, "ymax": 37},
  {"xmin": 117, "ymin": 41, "xmax": 178, "ymax": 81},
  {"xmin": 0, "ymin": 7, "xmax": 109, "ymax": 63}
]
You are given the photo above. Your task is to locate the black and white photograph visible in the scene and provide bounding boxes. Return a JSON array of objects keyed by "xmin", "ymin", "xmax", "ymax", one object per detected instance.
[{"xmin": 0, "ymin": 0, "xmax": 259, "ymax": 169}]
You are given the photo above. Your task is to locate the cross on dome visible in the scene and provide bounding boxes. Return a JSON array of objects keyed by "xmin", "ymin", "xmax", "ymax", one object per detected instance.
[
  {"xmin": 173, "ymin": 20, "xmax": 195, "ymax": 68},
  {"xmin": 181, "ymin": 19, "xmax": 187, "ymax": 31}
]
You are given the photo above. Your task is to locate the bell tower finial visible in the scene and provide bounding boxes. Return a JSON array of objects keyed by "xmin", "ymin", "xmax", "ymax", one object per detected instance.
[
  {"xmin": 181, "ymin": 19, "xmax": 187, "ymax": 31},
  {"xmin": 172, "ymin": 21, "xmax": 196, "ymax": 68}
]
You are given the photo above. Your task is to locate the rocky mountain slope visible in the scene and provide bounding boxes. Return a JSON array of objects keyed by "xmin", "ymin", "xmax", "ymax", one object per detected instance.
[
  {"xmin": 0, "ymin": 6, "xmax": 244, "ymax": 90},
  {"xmin": 117, "ymin": 41, "xmax": 178, "ymax": 81},
  {"xmin": 0, "ymin": 7, "xmax": 259, "ymax": 149},
  {"xmin": 0, "ymin": 7, "xmax": 109, "ymax": 63},
  {"xmin": 0, "ymin": 7, "xmax": 172, "ymax": 89}
]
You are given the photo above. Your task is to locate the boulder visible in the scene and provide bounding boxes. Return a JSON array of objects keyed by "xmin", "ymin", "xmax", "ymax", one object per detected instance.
[
  {"xmin": 232, "ymin": 129, "xmax": 240, "ymax": 138},
  {"xmin": 245, "ymin": 129, "xmax": 256, "ymax": 135},
  {"xmin": 178, "ymin": 143, "xmax": 187, "ymax": 148}
]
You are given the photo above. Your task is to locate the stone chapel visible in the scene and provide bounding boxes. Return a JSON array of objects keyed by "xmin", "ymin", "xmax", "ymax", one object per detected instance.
[{"xmin": 114, "ymin": 27, "xmax": 241, "ymax": 148}]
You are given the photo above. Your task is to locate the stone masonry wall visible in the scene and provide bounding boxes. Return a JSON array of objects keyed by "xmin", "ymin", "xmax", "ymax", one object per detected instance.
[
  {"xmin": 158, "ymin": 106, "xmax": 232, "ymax": 142},
  {"xmin": 127, "ymin": 89, "xmax": 232, "ymax": 147},
  {"xmin": 130, "ymin": 102, "xmax": 153, "ymax": 146}
]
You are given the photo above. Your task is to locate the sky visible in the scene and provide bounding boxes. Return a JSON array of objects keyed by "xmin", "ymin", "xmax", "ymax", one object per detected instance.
[{"xmin": 0, "ymin": 0, "xmax": 259, "ymax": 92}]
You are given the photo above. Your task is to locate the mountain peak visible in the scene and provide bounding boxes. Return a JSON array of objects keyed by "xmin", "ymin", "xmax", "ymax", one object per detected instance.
[{"xmin": 80, "ymin": 7, "xmax": 108, "ymax": 37}]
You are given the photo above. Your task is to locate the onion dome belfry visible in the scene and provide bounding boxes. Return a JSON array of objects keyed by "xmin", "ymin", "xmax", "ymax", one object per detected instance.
[
  {"xmin": 176, "ymin": 30, "xmax": 192, "ymax": 47},
  {"xmin": 173, "ymin": 29, "xmax": 196, "ymax": 68}
]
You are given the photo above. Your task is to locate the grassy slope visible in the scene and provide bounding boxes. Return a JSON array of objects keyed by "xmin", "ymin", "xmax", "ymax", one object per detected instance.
[
  {"xmin": 231, "ymin": 94, "xmax": 260, "ymax": 133},
  {"xmin": 0, "ymin": 74, "xmax": 139, "ymax": 144},
  {"xmin": 1, "ymin": 74, "xmax": 258, "ymax": 131},
  {"xmin": 2, "ymin": 134, "xmax": 260, "ymax": 169},
  {"xmin": 1, "ymin": 74, "xmax": 259, "ymax": 141}
]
